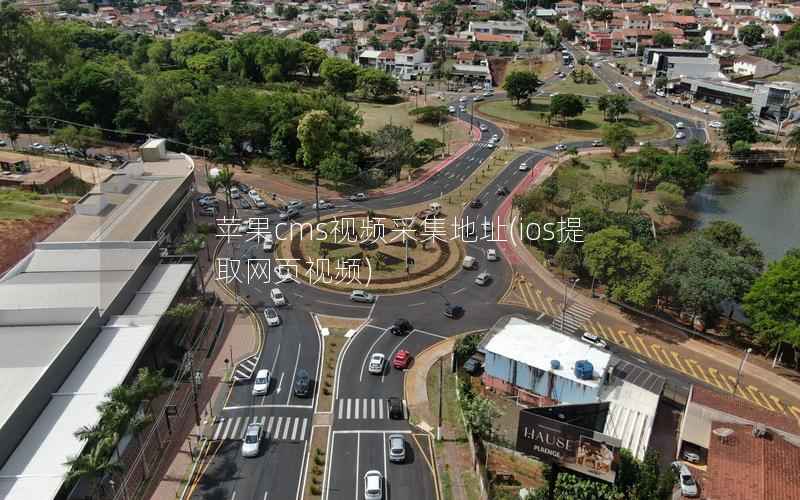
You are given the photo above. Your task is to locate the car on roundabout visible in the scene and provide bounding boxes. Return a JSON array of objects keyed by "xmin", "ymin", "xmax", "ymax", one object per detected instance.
[
  {"xmin": 487, "ymin": 249, "xmax": 498, "ymax": 261},
  {"xmin": 479, "ymin": 123, "xmax": 488, "ymax": 131},
  {"xmin": 389, "ymin": 318, "xmax": 413, "ymax": 335},
  {"xmin": 270, "ymin": 288, "xmax": 286, "ymax": 306},
  {"xmin": 349, "ymin": 192, "xmax": 368, "ymax": 202},
  {"xmin": 555, "ymin": 143, "xmax": 567, "ymax": 151},
  {"xmin": 263, "ymin": 307, "xmax": 280, "ymax": 326},
  {"xmin": 393, "ymin": 349, "xmax": 412, "ymax": 369},
  {"xmin": 350, "ymin": 290, "xmax": 375, "ymax": 303},
  {"xmin": 368, "ymin": 353, "xmax": 386, "ymax": 374},
  {"xmin": 444, "ymin": 304, "xmax": 464, "ymax": 319},
  {"xmin": 469, "ymin": 198, "xmax": 483, "ymax": 208}
]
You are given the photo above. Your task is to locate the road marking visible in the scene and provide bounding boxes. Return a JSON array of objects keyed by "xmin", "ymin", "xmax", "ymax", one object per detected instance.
[
  {"xmin": 276, "ymin": 372, "xmax": 285, "ymax": 394},
  {"xmin": 452, "ymin": 287, "xmax": 465, "ymax": 295},
  {"xmin": 536, "ymin": 312, "xmax": 545, "ymax": 320},
  {"xmin": 378, "ymin": 400, "xmax": 384, "ymax": 419},
  {"xmin": 300, "ymin": 418, "xmax": 308, "ymax": 440},
  {"xmin": 315, "ymin": 299, "xmax": 372, "ymax": 309},
  {"xmin": 355, "ymin": 433, "xmax": 361, "ymax": 500},
  {"xmin": 685, "ymin": 359, "xmax": 711, "ymax": 385},
  {"xmin": 383, "ymin": 431, "xmax": 388, "ymax": 491},
  {"xmin": 770, "ymin": 396, "xmax": 786, "ymax": 414},
  {"xmin": 347, "ymin": 398, "xmax": 352, "ymax": 419},
  {"xmin": 291, "ymin": 417, "xmax": 300, "ymax": 440},
  {"xmin": 747, "ymin": 386, "xmax": 776, "ymax": 412},
  {"xmin": 213, "ymin": 419, "xmax": 225, "ymax": 440},
  {"xmin": 355, "ymin": 399, "xmax": 360, "ymax": 419},
  {"xmin": 283, "ymin": 418, "xmax": 292, "ymax": 440},
  {"xmin": 223, "ymin": 404, "xmax": 313, "ymax": 411},
  {"xmin": 231, "ymin": 491, "xmax": 236, "ymax": 500},
  {"xmin": 708, "ymin": 368, "xmax": 733, "ymax": 392},
  {"xmin": 266, "ymin": 416, "xmax": 274, "ymax": 434},
  {"xmin": 789, "ymin": 406, "xmax": 800, "ymax": 424},
  {"xmin": 411, "ymin": 328, "xmax": 447, "ymax": 339},
  {"xmin": 273, "ymin": 417, "xmax": 283, "ymax": 439},
  {"xmin": 409, "ymin": 302, "xmax": 426, "ymax": 307}
]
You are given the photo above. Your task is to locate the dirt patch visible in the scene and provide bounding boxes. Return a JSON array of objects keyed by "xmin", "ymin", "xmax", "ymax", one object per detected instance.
[
  {"xmin": 487, "ymin": 445, "xmax": 546, "ymax": 498},
  {"xmin": 0, "ymin": 150, "xmax": 112, "ymax": 185},
  {"xmin": 0, "ymin": 210, "xmax": 72, "ymax": 274}
]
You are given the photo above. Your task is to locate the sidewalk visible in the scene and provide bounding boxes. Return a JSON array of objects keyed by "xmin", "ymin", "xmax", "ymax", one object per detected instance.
[{"xmin": 405, "ymin": 337, "xmax": 455, "ymax": 431}]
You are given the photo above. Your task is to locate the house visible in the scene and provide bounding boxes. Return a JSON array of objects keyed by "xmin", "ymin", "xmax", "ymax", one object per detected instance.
[
  {"xmin": 730, "ymin": 3, "xmax": 753, "ymax": 16},
  {"xmin": 732, "ymin": 54, "xmax": 782, "ymax": 78},
  {"xmin": 554, "ymin": 1, "xmax": 580, "ymax": 14},
  {"xmin": 451, "ymin": 62, "xmax": 493, "ymax": 84},
  {"xmin": 770, "ymin": 22, "xmax": 794, "ymax": 39},
  {"xmin": 335, "ymin": 45, "xmax": 354, "ymax": 61},
  {"xmin": 479, "ymin": 316, "xmax": 663, "ymax": 460},
  {"xmin": 393, "ymin": 48, "xmax": 427, "ymax": 80},
  {"xmin": 624, "ymin": 14, "xmax": 650, "ymax": 29},
  {"xmin": 662, "ymin": 56, "xmax": 723, "ymax": 81},
  {"xmin": 352, "ymin": 18, "xmax": 368, "ymax": 32},
  {"xmin": 587, "ymin": 31, "xmax": 614, "ymax": 53},
  {"xmin": 676, "ymin": 385, "xmax": 800, "ymax": 500},
  {"xmin": 534, "ymin": 8, "xmax": 558, "ymax": 19},
  {"xmin": 454, "ymin": 50, "xmax": 487, "ymax": 65},
  {"xmin": 467, "ymin": 20, "xmax": 528, "ymax": 43},
  {"xmin": 474, "ymin": 32, "xmax": 515, "ymax": 45},
  {"xmin": 756, "ymin": 7, "xmax": 792, "ymax": 22}
]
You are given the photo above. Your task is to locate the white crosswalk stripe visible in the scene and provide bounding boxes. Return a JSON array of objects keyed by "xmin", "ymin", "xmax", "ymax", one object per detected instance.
[
  {"xmin": 233, "ymin": 355, "xmax": 258, "ymax": 381},
  {"xmin": 551, "ymin": 301, "xmax": 596, "ymax": 334},
  {"xmin": 211, "ymin": 416, "xmax": 310, "ymax": 441},
  {"xmin": 334, "ymin": 398, "xmax": 406, "ymax": 420}
]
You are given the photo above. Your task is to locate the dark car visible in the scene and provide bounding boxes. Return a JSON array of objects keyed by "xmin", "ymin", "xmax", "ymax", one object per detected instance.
[
  {"xmin": 496, "ymin": 186, "xmax": 509, "ymax": 196},
  {"xmin": 444, "ymin": 304, "xmax": 464, "ymax": 319},
  {"xmin": 294, "ymin": 369, "xmax": 312, "ymax": 397},
  {"xmin": 239, "ymin": 198, "xmax": 251, "ymax": 210},
  {"xmin": 469, "ymin": 198, "xmax": 483, "ymax": 209},
  {"xmin": 388, "ymin": 397, "xmax": 404, "ymax": 420},
  {"xmin": 238, "ymin": 183, "xmax": 251, "ymax": 193},
  {"xmin": 389, "ymin": 318, "xmax": 413, "ymax": 335},
  {"xmin": 463, "ymin": 356, "xmax": 483, "ymax": 375}
]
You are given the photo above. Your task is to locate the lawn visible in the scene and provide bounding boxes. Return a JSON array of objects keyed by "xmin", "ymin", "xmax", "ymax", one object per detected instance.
[
  {"xmin": 358, "ymin": 100, "xmax": 470, "ymax": 143},
  {"xmin": 476, "ymin": 98, "xmax": 670, "ymax": 140},
  {"xmin": 542, "ymin": 75, "xmax": 610, "ymax": 97},
  {"xmin": 426, "ymin": 357, "xmax": 466, "ymax": 440},
  {"xmin": 503, "ymin": 54, "xmax": 559, "ymax": 83},
  {"xmin": 0, "ymin": 189, "xmax": 66, "ymax": 220}
]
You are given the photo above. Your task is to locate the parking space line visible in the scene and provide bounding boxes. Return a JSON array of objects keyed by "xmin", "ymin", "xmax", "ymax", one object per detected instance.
[
  {"xmin": 746, "ymin": 386, "xmax": 776, "ymax": 412},
  {"xmin": 770, "ymin": 396, "xmax": 786, "ymax": 414},
  {"xmin": 708, "ymin": 368, "xmax": 734, "ymax": 392},
  {"xmin": 685, "ymin": 359, "xmax": 711, "ymax": 385},
  {"xmin": 789, "ymin": 406, "xmax": 800, "ymax": 424}
]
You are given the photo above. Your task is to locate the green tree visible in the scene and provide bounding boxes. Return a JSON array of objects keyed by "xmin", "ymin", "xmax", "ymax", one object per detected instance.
[
  {"xmin": 430, "ymin": 0, "xmax": 458, "ymax": 30},
  {"xmin": 416, "ymin": 138, "xmax": 445, "ymax": 161},
  {"xmin": 171, "ymin": 31, "xmax": 220, "ymax": 66},
  {"xmin": 320, "ymin": 58, "xmax": 359, "ymax": 96},
  {"xmin": 551, "ymin": 472, "xmax": 625, "ymax": 500},
  {"xmin": 721, "ymin": 105, "xmax": 758, "ymax": 148},
  {"xmin": 0, "ymin": 99, "xmax": 22, "ymax": 149},
  {"xmin": 655, "ymin": 181, "xmax": 685, "ymax": 215},
  {"xmin": 738, "ymin": 24, "xmax": 765, "ymax": 46},
  {"xmin": 602, "ymin": 123, "xmax": 635, "ymax": 158},
  {"xmin": 558, "ymin": 20, "xmax": 576, "ymax": 40},
  {"xmin": 0, "ymin": 3, "xmax": 39, "ymax": 106},
  {"xmin": 51, "ymin": 125, "xmax": 103, "ymax": 158},
  {"xmin": 549, "ymin": 94, "xmax": 585, "ymax": 125},
  {"xmin": 591, "ymin": 182, "xmax": 627, "ymax": 213},
  {"xmin": 543, "ymin": 29, "xmax": 562, "ymax": 50},
  {"xmin": 372, "ymin": 124, "xmax": 415, "ymax": 179},
  {"xmin": 357, "ymin": 68, "xmax": 399, "ymax": 100},
  {"xmin": 787, "ymin": 125, "xmax": 800, "ymax": 159},
  {"xmin": 178, "ymin": 235, "xmax": 208, "ymax": 292},
  {"xmin": 408, "ymin": 105, "xmax": 449, "ymax": 124},
  {"xmin": 297, "ymin": 110, "xmax": 334, "ymax": 167},
  {"xmin": 454, "ymin": 332, "xmax": 481, "ymax": 361},
  {"xmin": 605, "ymin": 94, "xmax": 631, "ymax": 122},
  {"xmin": 318, "ymin": 153, "xmax": 358, "ymax": 183},
  {"xmin": 656, "ymin": 154, "xmax": 707, "ymax": 194},
  {"xmin": 301, "ymin": 44, "xmax": 326, "ymax": 76},
  {"xmin": 683, "ymin": 138, "xmax": 711, "ymax": 172},
  {"xmin": 461, "ymin": 394, "xmax": 500, "ymax": 439},
  {"xmin": 640, "ymin": 5, "xmax": 658, "ymax": 14},
  {"xmin": 64, "ymin": 436, "xmax": 124, "ymax": 497},
  {"xmin": 503, "ymin": 70, "xmax": 542, "ymax": 104},
  {"xmin": 664, "ymin": 235, "xmax": 758, "ymax": 325},
  {"xmin": 701, "ymin": 220, "xmax": 764, "ymax": 272},
  {"xmin": 742, "ymin": 248, "xmax": 800, "ymax": 353},
  {"xmin": 653, "ymin": 31, "xmax": 674, "ymax": 47}
]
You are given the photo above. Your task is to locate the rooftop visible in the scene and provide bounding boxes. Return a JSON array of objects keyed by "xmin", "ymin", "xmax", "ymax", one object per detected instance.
[{"xmin": 481, "ymin": 316, "xmax": 611, "ymax": 389}]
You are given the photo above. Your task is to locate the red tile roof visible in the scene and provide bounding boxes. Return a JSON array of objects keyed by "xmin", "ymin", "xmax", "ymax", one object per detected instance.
[
  {"xmin": 475, "ymin": 32, "xmax": 515, "ymax": 43},
  {"xmin": 691, "ymin": 385, "xmax": 800, "ymax": 436},
  {"xmin": 705, "ymin": 422, "xmax": 800, "ymax": 500}
]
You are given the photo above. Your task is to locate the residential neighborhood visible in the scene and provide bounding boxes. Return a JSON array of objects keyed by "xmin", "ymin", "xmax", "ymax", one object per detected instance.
[{"xmin": 0, "ymin": 0, "xmax": 799, "ymax": 499}]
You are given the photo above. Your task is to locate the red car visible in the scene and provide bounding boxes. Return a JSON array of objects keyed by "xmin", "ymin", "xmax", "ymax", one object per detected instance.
[{"xmin": 393, "ymin": 350, "xmax": 412, "ymax": 369}]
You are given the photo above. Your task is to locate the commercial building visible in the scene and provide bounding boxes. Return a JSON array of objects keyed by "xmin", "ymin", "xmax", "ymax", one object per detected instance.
[
  {"xmin": 480, "ymin": 316, "xmax": 663, "ymax": 460},
  {"xmin": 466, "ymin": 21, "xmax": 529, "ymax": 43},
  {"xmin": 677, "ymin": 385, "xmax": 800, "ymax": 499},
  {"xmin": 0, "ymin": 143, "xmax": 196, "ymax": 500},
  {"xmin": 678, "ymin": 78, "xmax": 793, "ymax": 119},
  {"xmin": 642, "ymin": 47, "xmax": 709, "ymax": 69}
]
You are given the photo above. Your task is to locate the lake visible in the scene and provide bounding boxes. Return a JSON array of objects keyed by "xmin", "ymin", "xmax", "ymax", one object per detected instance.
[{"xmin": 688, "ymin": 168, "xmax": 800, "ymax": 263}]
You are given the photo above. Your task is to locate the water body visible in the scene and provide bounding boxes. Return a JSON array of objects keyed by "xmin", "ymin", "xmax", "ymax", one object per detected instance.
[{"xmin": 688, "ymin": 168, "xmax": 800, "ymax": 263}]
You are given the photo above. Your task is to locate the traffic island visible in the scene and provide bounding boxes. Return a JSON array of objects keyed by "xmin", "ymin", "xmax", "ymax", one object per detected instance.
[
  {"xmin": 277, "ymin": 210, "xmax": 463, "ymax": 294},
  {"xmin": 302, "ymin": 426, "xmax": 331, "ymax": 499}
]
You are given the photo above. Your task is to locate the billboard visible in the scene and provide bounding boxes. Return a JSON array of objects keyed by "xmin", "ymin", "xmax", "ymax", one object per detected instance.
[{"xmin": 516, "ymin": 407, "xmax": 621, "ymax": 483}]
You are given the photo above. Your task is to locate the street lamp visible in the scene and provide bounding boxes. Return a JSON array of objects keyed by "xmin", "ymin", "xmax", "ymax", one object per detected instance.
[
  {"xmin": 560, "ymin": 278, "xmax": 579, "ymax": 335},
  {"xmin": 733, "ymin": 347, "xmax": 752, "ymax": 395}
]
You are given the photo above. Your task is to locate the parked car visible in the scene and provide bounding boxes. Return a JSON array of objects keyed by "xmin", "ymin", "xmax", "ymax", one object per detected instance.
[
  {"xmin": 671, "ymin": 462, "xmax": 699, "ymax": 498},
  {"xmin": 392, "ymin": 349, "xmax": 412, "ymax": 369},
  {"xmin": 615, "ymin": 82, "xmax": 623, "ymax": 88},
  {"xmin": 294, "ymin": 368, "xmax": 312, "ymax": 397},
  {"xmin": 363, "ymin": 470, "xmax": 384, "ymax": 500},
  {"xmin": 241, "ymin": 423, "xmax": 263, "ymax": 458},
  {"xmin": 200, "ymin": 206, "xmax": 217, "ymax": 217},
  {"xmin": 459, "ymin": 96, "xmax": 467, "ymax": 102},
  {"xmin": 709, "ymin": 121, "xmax": 722, "ymax": 128},
  {"xmin": 389, "ymin": 318, "xmax": 413, "ymax": 335},
  {"xmin": 463, "ymin": 355, "xmax": 483, "ymax": 375},
  {"xmin": 230, "ymin": 187, "xmax": 241, "ymax": 199},
  {"xmin": 0, "ymin": 139, "xmax": 7, "ymax": 147},
  {"xmin": 239, "ymin": 199, "xmax": 251, "ymax": 210},
  {"xmin": 555, "ymin": 143, "xmax": 567, "ymax": 151},
  {"xmin": 592, "ymin": 139, "xmax": 603, "ymax": 147},
  {"xmin": 675, "ymin": 132, "xmax": 686, "ymax": 139},
  {"xmin": 264, "ymin": 307, "xmax": 280, "ymax": 326},
  {"xmin": 387, "ymin": 397, "xmax": 404, "ymax": 419},
  {"xmin": 368, "ymin": 353, "xmax": 386, "ymax": 374},
  {"xmin": 253, "ymin": 197, "xmax": 267, "ymax": 209},
  {"xmin": 349, "ymin": 193, "xmax": 368, "ymax": 202},
  {"xmin": 270, "ymin": 288, "xmax": 286, "ymax": 306},
  {"xmin": 448, "ymin": 105, "xmax": 456, "ymax": 113},
  {"xmin": 444, "ymin": 304, "xmax": 464, "ymax": 319},
  {"xmin": 252, "ymin": 369, "xmax": 271, "ymax": 395},
  {"xmin": 479, "ymin": 123, "xmax": 488, "ymax": 131},
  {"xmin": 388, "ymin": 434, "xmax": 406, "ymax": 463},
  {"xmin": 581, "ymin": 332, "xmax": 608, "ymax": 349},
  {"xmin": 469, "ymin": 198, "xmax": 483, "ymax": 208},
  {"xmin": 487, "ymin": 249, "xmax": 498, "ymax": 261},
  {"xmin": 675, "ymin": 122, "xmax": 685, "ymax": 129},
  {"xmin": 285, "ymin": 200, "xmax": 304, "ymax": 210},
  {"xmin": 474, "ymin": 272, "xmax": 491, "ymax": 286},
  {"xmin": 350, "ymin": 290, "xmax": 375, "ymax": 303},
  {"xmin": 683, "ymin": 451, "xmax": 701, "ymax": 463},
  {"xmin": 482, "ymin": 90, "xmax": 494, "ymax": 97}
]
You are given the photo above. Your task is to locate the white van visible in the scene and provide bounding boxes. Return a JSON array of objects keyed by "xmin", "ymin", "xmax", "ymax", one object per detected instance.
[
  {"xmin": 230, "ymin": 187, "xmax": 240, "ymax": 199},
  {"xmin": 462, "ymin": 256, "xmax": 476, "ymax": 269},
  {"xmin": 262, "ymin": 234, "xmax": 274, "ymax": 252},
  {"xmin": 429, "ymin": 202, "xmax": 441, "ymax": 215}
]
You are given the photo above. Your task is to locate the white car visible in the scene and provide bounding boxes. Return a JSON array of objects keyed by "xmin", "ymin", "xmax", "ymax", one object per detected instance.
[
  {"xmin": 248, "ymin": 189, "xmax": 259, "ymax": 198},
  {"xmin": 230, "ymin": 187, "xmax": 241, "ymax": 199},
  {"xmin": 675, "ymin": 122, "xmax": 685, "ymax": 129},
  {"xmin": 350, "ymin": 290, "xmax": 376, "ymax": 303},
  {"xmin": 473, "ymin": 95, "xmax": 483, "ymax": 102},
  {"xmin": 262, "ymin": 234, "xmax": 274, "ymax": 252},
  {"xmin": 363, "ymin": 470, "xmax": 384, "ymax": 500},
  {"xmin": 656, "ymin": 90, "xmax": 665, "ymax": 97},
  {"xmin": 487, "ymin": 249, "xmax": 498, "ymax": 261},
  {"xmin": 279, "ymin": 207, "xmax": 299, "ymax": 220},
  {"xmin": 709, "ymin": 121, "xmax": 722, "ymax": 128},
  {"xmin": 459, "ymin": 96, "xmax": 467, "ymax": 102},
  {"xmin": 474, "ymin": 272, "xmax": 491, "ymax": 286},
  {"xmin": 485, "ymin": 142, "xmax": 494, "ymax": 149},
  {"xmin": 479, "ymin": 123, "xmax": 488, "ymax": 131},
  {"xmin": 615, "ymin": 82, "xmax": 623, "ymax": 89},
  {"xmin": 448, "ymin": 105, "xmax": 456, "ymax": 113},
  {"xmin": 672, "ymin": 462, "xmax": 699, "ymax": 497},
  {"xmin": 241, "ymin": 423, "xmax": 263, "ymax": 458},
  {"xmin": 275, "ymin": 265, "xmax": 293, "ymax": 283},
  {"xmin": 491, "ymin": 134, "xmax": 499, "ymax": 142},
  {"xmin": 252, "ymin": 369, "xmax": 271, "ymax": 395},
  {"xmin": 368, "ymin": 353, "xmax": 386, "ymax": 374},
  {"xmin": 482, "ymin": 90, "xmax": 494, "ymax": 97},
  {"xmin": 270, "ymin": 288, "xmax": 286, "ymax": 306},
  {"xmin": 286, "ymin": 200, "xmax": 304, "ymax": 210},
  {"xmin": 518, "ymin": 162, "xmax": 529, "ymax": 171},
  {"xmin": 675, "ymin": 132, "xmax": 686, "ymax": 139},
  {"xmin": 555, "ymin": 144, "xmax": 567, "ymax": 151},
  {"xmin": 313, "ymin": 200, "xmax": 335, "ymax": 210},
  {"xmin": 237, "ymin": 219, "xmax": 249, "ymax": 234},
  {"xmin": 264, "ymin": 307, "xmax": 280, "ymax": 326},
  {"xmin": 581, "ymin": 332, "xmax": 607, "ymax": 349},
  {"xmin": 633, "ymin": 80, "xmax": 641, "ymax": 86}
]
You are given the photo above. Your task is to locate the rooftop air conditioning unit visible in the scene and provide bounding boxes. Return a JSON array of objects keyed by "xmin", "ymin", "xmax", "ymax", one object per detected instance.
[
  {"xmin": 551, "ymin": 360, "xmax": 560, "ymax": 370},
  {"xmin": 574, "ymin": 360, "xmax": 594, "ymax": 380}
]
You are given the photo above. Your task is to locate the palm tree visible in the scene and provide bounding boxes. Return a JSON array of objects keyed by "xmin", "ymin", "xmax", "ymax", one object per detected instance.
[
  {"xmin": 132, "ymin": 367, "xmax": 172, "ymax": 404},
  {"xmin": 178, "ymin": 235, "xmax": 207, "ymax": 294},
  {"xmin": 597, "ymin": 95, "xmax": 609, "ymax": 121},
  {"xmin": 74, "ymin": 422, "xmax": 108, "ymax": 444},
  {"xmin": 206, "ymin": 176, "xmax": 221, "ymax": 197},
  {"xmin": 166, "ymin": 301, "xmax": 202, "ymax": 347},
  {"xmin": 64, "ymin": 437, "xmax": 124, "ymax": 499},
  {"xmin": 787, "ymin": 126, "xmax": 800, "ymax": 159},
  {"xmin": 216, "ymin": 167, "xmax": 236, "ymax": 209}
]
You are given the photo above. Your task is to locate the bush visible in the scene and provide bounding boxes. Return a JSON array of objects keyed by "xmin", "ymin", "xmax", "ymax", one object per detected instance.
[{"xmin": 310, "ymin": 484, "xmax": 321, "ymax": 495}]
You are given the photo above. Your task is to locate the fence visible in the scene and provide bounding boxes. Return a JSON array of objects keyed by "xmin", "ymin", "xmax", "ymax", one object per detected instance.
[{"xmin": 107, "ymin": 296, "xmax": 224, "ymax": 500}]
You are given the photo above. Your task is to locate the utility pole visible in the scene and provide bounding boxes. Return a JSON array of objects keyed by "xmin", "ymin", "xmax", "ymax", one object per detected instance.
[
  {"xmin": 733, "ymin": 347, "xmax": 752, "ymax": 395},
  {"xmin": 314, "ymin": 168, "xmax": 321, "ymax": 223},
  {"xmin": 437, "ymin": 356, "xmax": 443, "ymax": 441},
  {"xmin": 185, "ymin": 352, "xmax": 201, "ymax": 426}
]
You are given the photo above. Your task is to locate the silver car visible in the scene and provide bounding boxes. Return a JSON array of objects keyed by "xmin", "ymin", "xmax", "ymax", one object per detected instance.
[
  {"xmin": 241, "ymin": 423, "xmax": 263, "ymax": 458},
  {"xmin": 388, "ymin": 434, "xmax": 406, "ymax": 463}
]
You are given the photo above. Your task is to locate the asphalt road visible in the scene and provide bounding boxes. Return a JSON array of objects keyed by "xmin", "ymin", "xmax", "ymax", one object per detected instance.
[{"xmin": 192, "ymin": 63, "xmax": 707, "ymax": 500}]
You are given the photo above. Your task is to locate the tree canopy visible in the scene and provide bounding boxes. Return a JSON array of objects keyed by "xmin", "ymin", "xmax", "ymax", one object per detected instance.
[{"xmin": 503, "ymin": 70, "xmax": 542, "ymax": 104}]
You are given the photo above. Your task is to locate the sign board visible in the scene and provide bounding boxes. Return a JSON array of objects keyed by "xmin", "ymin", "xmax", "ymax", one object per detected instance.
[{"xmin": 516, "ymin": 408, "xmax": 621, "ymax": 483}]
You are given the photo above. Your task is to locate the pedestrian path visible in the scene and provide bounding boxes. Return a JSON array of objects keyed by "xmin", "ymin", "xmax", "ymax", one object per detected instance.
[
  {"xmin": 233, "ymin": 355, "xmax": 258, "ymax": 382},
  {"xmin": 211, "ymin": 415, "xmax": 309, "ymax": 442},
  {"xmin": 335, "ymin": 398, "xmax": 406, "ymax": 420},
  {"xmin": 552, "ymin": 301, "xmax": 596, "ymax": 335}
]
